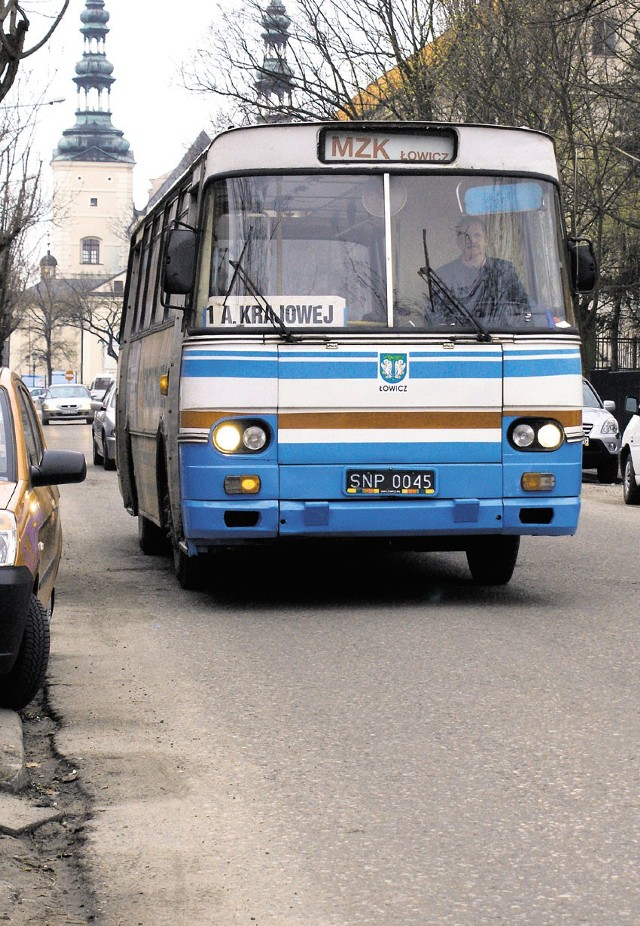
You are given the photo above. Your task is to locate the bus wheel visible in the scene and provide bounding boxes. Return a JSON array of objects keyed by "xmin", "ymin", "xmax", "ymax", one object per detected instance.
[
  {"xmin": 173, "ymin": 544, "xmax": 205, "ymax": 591},
  {"xmin": 138, "ymin": 515, "xmax": 168, "ymax": 555},
  {"xmin": 465, "ymin": 536, "xmax": 520, "ymax": 586}
]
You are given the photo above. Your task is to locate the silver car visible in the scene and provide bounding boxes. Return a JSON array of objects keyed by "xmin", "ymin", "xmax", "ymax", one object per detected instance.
[
  {"xmin": 41, "ymin": 383, "xmax": 94, "ymax": 425},
  {"xmin": 91, "ymin": 381, "xmax": 116, "ymax": 470}
]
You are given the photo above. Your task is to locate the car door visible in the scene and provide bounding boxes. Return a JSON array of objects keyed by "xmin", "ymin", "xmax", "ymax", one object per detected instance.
[{"xmin": 15, "ymin": 384, "xmax": 62, "ymax": 607}]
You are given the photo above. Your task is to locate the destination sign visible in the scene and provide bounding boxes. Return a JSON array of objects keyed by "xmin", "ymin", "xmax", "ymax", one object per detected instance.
[
  {"xmin": 203, "ymin": 295, "xmax": 346, "ymax": 328},
  {"xmin": 322, "ymin": 129, "xmax": 456, "ymax": 164}
]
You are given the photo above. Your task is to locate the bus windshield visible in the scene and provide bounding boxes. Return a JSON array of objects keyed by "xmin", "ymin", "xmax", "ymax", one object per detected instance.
[{"xmin": 194, "ymin": 173, "xmax": 575, "ymax": 334}]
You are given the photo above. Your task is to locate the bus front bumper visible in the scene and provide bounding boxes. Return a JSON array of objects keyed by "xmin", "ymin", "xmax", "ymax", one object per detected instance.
[{"xmin": 182, "ymin": 495, "xmax": 580, "ymax": 548}]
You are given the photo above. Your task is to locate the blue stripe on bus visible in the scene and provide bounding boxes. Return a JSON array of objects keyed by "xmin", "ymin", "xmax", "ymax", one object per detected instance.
[
  {"xmin": 181, "ymin": 348, "xmax": 581, "ymax": 381},
  {"xmin": 277, "ymin": 440, "xmax": 500, "ymax": 464},
  {"xmin": 503, "ymin": 355, "xmax": 582, "ymax": 377},
  {"xmin": 182, "ymin": 358, "xmax": 279, "ymax": 378}
]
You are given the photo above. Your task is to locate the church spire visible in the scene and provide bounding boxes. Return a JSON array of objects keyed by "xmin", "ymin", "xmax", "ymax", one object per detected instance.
[
  {"xmin": 255, "ymin": 0, "xmax": 294, "ymax": 122},
  {"xmin": 53, "ymin": 0, "xmax": 134, "ymax": 162}
]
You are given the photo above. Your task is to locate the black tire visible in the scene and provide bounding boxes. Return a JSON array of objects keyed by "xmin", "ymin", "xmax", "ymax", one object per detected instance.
[
  {"xmin": 597, "ymin": 457, "xmax": 619, "ymax": 483},
  {"xmin": 173, "ymin": 543, "xmax": 206, "ymax": 590},
  {"xmin": 466, "ymin": 536, "xmax": 520, "ymax": 586},
  {"xmin": 622, "ymin": 454, "xmax": 640, "ymax": 505},
  {"xmin": 138, "ymin": 515, "xmax": 168, "ymax": 555},
  {"xmin": 103, "ymin": 435, "xmax": 116, "ymax": 471},
  {"xmin": 92, "ymin": 436, "xmax": 103, "ymax": 466},
  {"xmin": 0, "ymin": 595, "xmax": 50, "ymax": 711}
]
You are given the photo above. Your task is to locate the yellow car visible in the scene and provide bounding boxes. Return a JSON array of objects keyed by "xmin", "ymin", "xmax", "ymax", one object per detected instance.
[{"xmin": 0, "ymin": 369, "xmax": 86, "ymax": 710}]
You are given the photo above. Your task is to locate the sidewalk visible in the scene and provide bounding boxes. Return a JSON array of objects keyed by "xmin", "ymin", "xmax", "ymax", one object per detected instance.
[{"xmin": 0, "ymin": 708, "xmax": 62, "ymax": 835}]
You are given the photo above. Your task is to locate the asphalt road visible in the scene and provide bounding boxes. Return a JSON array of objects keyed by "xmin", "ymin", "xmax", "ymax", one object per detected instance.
[{"xmin": 18, "ymin": 424, "xmax": 640, "ymax": 925}]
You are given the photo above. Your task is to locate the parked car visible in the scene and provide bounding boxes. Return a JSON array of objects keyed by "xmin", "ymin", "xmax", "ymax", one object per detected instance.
[
  {"xmin": 91, "ymin": 381, "xmax": 116, "ymax": 470},
  {"xmin": 620, "ymin": 395, "xmax": 640, "ymax": 504},
  {"xmin": 0, "ymin": 368, "xmax": 86, "ymax": 710},
  {"xmin": 89, "ymin": 374, "xmax": 115, "ymax": 404},
  {"xmin": 29, "ymin": 386, "xmax": 46, "ymax": 404},
  {"xmin": 582, "ymin": 377, "xmax": 620, "ymax": 483},
  {"xmin": 41, "ymin": 383, "xmax": 94, "ymax": 425}
]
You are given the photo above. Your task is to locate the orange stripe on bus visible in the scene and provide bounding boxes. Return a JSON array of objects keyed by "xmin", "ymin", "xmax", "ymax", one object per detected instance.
[{"xmin": 180, "ymin": 408, "xmax": 581, "ymax": 431}]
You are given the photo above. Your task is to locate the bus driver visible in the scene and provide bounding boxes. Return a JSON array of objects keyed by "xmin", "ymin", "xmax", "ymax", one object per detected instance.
[{"xmin": 432, "ymin": 216, "xmax": 531, "ymax": 322}]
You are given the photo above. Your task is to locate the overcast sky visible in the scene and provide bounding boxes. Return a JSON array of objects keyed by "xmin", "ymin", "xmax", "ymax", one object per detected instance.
[{"xmin": 21, "ymin": 0, "xmax": 224, "ymax": 209}]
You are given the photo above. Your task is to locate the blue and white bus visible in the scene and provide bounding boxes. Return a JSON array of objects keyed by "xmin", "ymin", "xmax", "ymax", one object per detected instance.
[{"xmin": 116, "ymin": 121, "xmax": 596, "ymax": 588}]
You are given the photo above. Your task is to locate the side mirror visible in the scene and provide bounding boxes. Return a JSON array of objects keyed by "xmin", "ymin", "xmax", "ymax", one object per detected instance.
[
  {"xmin": 603, "ymin": 399, "xmax": 616, "ymax": 413},
  {"xmin": 163, "ymin": 227, "xmax": 197, "ymax": 297},
  {"xmin": 31, "ymin": 449, "xmax": 87, "ymax": 487},
  {"xmin": 567, "ymin": 238, "xmax": 598, "ymax": 294},
  {"xmin": 624, "ymin": 396, "xmax": 639, "ymax": 416}
]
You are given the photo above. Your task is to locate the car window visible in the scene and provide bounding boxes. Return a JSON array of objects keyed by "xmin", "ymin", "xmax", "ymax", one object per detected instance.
[
  {"xmin": 0, "ymin": 388, "xmax": 15, "ymax": 480},
  {"xmin": 17, "ymin": 384, "xmax": 44, "ymax": 467},
  {"xmin": 582, "ymin": 380, "xmax": 602, "ymax": 409}
]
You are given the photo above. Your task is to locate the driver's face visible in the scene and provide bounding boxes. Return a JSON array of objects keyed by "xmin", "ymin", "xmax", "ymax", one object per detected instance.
[{"xmin": 457, "ymin": 222, "xmax": 486, "ymax": 267}]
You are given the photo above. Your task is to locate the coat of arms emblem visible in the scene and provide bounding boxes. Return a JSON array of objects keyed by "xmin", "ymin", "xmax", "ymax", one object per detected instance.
[{"xmin": 379, "ymin": 353, "xmax": 408, "ymax": 383}]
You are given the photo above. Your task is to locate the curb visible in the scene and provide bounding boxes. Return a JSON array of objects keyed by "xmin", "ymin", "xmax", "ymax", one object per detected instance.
[{"xmin": 0, "ymin": 709, "xmax": 26, "ymax": 793}]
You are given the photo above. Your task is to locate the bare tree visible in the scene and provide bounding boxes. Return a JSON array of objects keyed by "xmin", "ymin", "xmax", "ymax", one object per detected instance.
[
  {"xmin": 0, "ymin": 111, "xmax": 44, "ymax": 361},
  {"xmin": 180, "ymin": 0, "xmax": 445, "ymax": 124},
  {"xmin": 19, "ymin": 275, "xmax": 77, "ymax": 385},
  {"xmin": 58, "ymin": 277, "xmax": 122, "ymax": 363},
  {"xmin": 0, "ymin": 1, "xmax": 69, "ymax": 103}
]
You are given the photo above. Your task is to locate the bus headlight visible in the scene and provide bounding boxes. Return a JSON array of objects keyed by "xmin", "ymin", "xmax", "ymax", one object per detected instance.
[
  {"xmin": 509, "ymin": 419, "xmax": 564, "ymax": 452},
  {"xmin": 212, "ymin": 420, "xmax": 269, "ymax": 454}
]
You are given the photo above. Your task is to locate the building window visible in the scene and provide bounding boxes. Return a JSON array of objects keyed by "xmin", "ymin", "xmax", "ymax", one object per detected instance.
[
  {"xmin": 114, "ymin": 280, "xmax": 124, "ymax": 293},
  {"xmin": 592, "ymin": 16, "xmax": 617, "ymax": 56},
  {"xmin": 90, "ymin": 197, "xmax": 98, "ymax": 207},
  {"xmin": 81, "ymin": 238, "xmax": 100, "ymax": 264}
]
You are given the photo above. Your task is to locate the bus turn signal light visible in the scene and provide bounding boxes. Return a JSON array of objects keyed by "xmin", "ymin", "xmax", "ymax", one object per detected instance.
[
  {"xmin": 224, "ymin": 475, "xmax": 261, "ymax": 495},
  {"xmin": 521, "ymin": 472, "xmax": 555, "ymax": 491}
]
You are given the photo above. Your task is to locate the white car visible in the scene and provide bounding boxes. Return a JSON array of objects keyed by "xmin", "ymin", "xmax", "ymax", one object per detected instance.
[
  {"xmin": 91, "ymin": 381, "xmax": 116, "ymax": 470},
  {"xmin": 40, "ymin": 383, "xmax": 94, "ymax": 425},
  {"xmin": 620, "ymin": 395, "xmax": 640, "ymax": 504},
  {"xmin": 581, "ymin": 378, "xmax": 620, "ymax": 483}
]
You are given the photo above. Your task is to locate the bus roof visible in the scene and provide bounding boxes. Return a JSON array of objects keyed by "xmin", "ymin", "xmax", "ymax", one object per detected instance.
[{"xmin": 204, "ymin": 121, "xmax": 560, "ymax": 180}]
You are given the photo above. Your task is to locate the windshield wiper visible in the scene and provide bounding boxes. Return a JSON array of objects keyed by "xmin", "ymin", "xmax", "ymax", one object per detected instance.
[
  {"xmin": 228, "ymin": 260, "xmax": 297, "ymax": 341},
  {"xmin": 224, "ymin": 228, "xmax": 297, "ymax": 341},
  {"xmin": 418, "ymin": 229, "xmax": 491, "ymax": 342}
]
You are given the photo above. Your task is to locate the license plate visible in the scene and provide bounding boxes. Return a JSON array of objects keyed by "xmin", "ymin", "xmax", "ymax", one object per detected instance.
[{"xmin": 346, "ymin": 469, "xmax": 436, "ymax": 495}]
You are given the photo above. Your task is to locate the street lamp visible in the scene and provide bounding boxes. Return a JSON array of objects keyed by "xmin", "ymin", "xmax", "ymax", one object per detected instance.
[{"xmin": 0, "ymin": 98, "xmax": 65, "ymax": 110}]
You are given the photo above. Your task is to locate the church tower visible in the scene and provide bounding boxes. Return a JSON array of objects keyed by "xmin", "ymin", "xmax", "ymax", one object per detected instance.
[{"xmin": 50, "ymin": 0, "xmax": 134, "ymax": 277}]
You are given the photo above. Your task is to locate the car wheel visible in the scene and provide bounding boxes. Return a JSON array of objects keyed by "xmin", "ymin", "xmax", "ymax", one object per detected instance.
[
  {"xmin": 622, "ymin": 454, "xmax": 640, "ymax": 505},
  {"xmin": 597, "ymin": 457, "xmax": 619, "ymax": 483},
  {"xmin": 466, "ymin": 536, "xmax": 520, "ymax": 586},
  {"xmin": 0, "ymin": 595, "xmax": 50, "ymax": 711},
  {"xmin": 103, "ymin": 435, "xmax": 116, "ymax": 471}
]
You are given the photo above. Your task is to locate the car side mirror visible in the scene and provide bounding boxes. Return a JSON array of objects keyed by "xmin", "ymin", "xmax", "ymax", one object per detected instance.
[
  {"xmin": 624, "ymin": 396, "xmax": 639, "ymax": 416},
  {"xmin": 603, "ymin": 399, "xmax": 616, "ymax": 413},
  {"xmin": 31, "ymin": 449, "xmax": 87, "ymax": 487}
]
